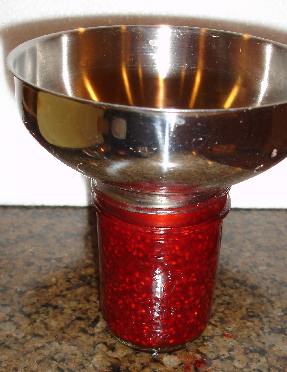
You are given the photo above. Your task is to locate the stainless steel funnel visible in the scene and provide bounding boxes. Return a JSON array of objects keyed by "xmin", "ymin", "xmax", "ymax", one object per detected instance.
[{"xmin": 8, "ymin": 25, "xmax": 287, "ymax": 205}]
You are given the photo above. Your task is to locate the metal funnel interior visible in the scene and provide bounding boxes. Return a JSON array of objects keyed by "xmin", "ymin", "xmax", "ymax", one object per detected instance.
[{"xmin": 8, "ymin": 25, "xmax": 287, "ymax": 109}]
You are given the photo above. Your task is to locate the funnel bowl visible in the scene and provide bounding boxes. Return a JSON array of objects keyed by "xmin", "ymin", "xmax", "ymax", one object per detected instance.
[{"xmin": 8, "ymin": 25, "xmax": 287, "ymax": 204}]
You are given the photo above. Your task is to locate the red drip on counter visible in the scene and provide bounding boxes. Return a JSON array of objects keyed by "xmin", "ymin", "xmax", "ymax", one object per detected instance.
[{"xmin": 95, "ymin": 191, "xmax": 229, "ymax": 350}]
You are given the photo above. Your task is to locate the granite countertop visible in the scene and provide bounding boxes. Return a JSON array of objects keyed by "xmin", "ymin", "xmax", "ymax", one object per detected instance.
[{"xmin": 0, "ymin": 207, "xmax": 286, "ymax": 371}]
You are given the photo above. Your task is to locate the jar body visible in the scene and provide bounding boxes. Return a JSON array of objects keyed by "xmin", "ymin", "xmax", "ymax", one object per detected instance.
[{"xmin": 94, "ymin": 188, "xmax": 230, "ymax": 351}]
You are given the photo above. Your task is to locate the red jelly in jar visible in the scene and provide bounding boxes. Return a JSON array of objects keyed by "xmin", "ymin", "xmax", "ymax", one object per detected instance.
[{"xmin": 95, "ymin": 190, "xmax": 230, "ymax": 351}]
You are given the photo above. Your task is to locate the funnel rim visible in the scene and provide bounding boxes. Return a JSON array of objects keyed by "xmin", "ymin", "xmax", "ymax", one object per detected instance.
[{"xmin": 7, "ymin": 24, "xmax": 287, "ymax": 114}]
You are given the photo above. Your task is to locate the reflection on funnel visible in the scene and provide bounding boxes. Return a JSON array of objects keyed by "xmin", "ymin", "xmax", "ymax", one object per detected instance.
[
  {"xmin": 223, "ymin": 76, "xmax": 242, "ymax": 109},
  {"xmin": 121, "ymin": 25, "xmax": 134, "ymax": 106},
  {"xmin": 83, "ymin": 71, "xmax": 100, "ymax": 102},
  {"xmin": 256, "ymin": 44, "xmax": 272, "ymax": 106},
  {"xmin": 61, "ymin": 34, "xmax": 73, "ymax": 97},
  {"xmin": 189, "ymin": 28, "xmax": 206, "ymax": 108},
  {"xmin": 155, "ymin": 25, "xmax": 172, "ymax": 108},
  {"xmin": 37, "ymin": 92, "xmax": 105, "ymax": 148}
]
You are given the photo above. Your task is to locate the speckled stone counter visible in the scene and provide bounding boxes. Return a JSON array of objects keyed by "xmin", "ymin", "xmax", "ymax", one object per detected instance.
[{"xmin": 0, "ymin": 207, "xmax": 286, "ymax": 371}]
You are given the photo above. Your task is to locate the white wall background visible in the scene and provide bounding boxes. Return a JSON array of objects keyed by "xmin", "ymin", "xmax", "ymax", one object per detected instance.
[{"xmin": 0, "ymin": 0, "xmax": 286, "ymax": 207}]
